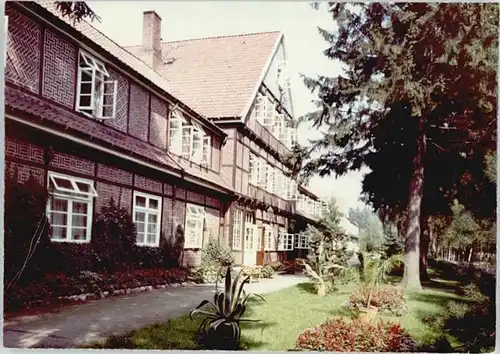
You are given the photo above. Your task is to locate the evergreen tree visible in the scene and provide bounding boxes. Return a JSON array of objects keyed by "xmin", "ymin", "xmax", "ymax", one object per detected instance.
[{"xmin": 296, "ymin": 3, "xmax": 497, "ymax": 289}]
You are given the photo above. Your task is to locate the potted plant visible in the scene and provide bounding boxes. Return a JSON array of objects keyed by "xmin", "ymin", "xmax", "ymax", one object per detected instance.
[{"xmin": 350, "ymin": 252, "xmax": 404, "ymax": 323}]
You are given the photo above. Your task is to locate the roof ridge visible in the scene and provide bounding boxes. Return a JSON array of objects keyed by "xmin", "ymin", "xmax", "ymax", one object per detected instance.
[
  {"xmin": 123, "ymin": 30, "xmax": 282, "ymax": 49},
  {"xmin": 163, "ymin": 30, "xmax": 282, "ymax": 44}
]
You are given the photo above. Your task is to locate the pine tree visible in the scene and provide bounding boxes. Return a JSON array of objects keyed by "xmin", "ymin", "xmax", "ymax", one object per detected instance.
[{"xmin": 297, "ymin": 3, "xmax": 497, "ymax": 289}]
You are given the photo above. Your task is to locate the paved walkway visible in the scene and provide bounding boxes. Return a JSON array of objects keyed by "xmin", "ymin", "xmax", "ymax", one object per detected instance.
[{"xmin": 3, "ymin": 274, "xmax": 307, "ymax": 348}]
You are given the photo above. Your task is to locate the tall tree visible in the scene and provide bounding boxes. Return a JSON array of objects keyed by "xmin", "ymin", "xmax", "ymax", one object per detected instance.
[
  {"xmin": 55, "ymin": 1, "xmax": 100, "ymax": 22},
  {"xmin": 297, "ymin": 3, "xmax": 498, "ymax": 290}
]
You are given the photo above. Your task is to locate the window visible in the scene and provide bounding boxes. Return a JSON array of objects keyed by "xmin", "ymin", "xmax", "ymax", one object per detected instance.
[
  {"xmin": 244, "ymin": 213, "xmax": 256, "ymax": 250},
  {"xmin": 253, "ymin": 93, "xmax": 274, "ymax": 127},
  {"xmin": 201, "ymin": 136, "xmax": 211, "ymax": 167},
  {"xmin": 181, "ymin": 125, "xmax": 193, "ymax": 160},
  {"xmin": 297, "ymin": 194, "xmax": 307, "ymax": 213},
  {"xmin": 232, "ymin": 209, "xmax": 243, "ymax": 250},
  {"xmin": 133, "ymin": 192, "xmax": 162, "ymax": 247},
  {"xmin": 184, "ymin": 203, "xmax": 205, "ymax": 248},
  {"xmin": 249, "ymin": 153, "xmax": 256, "ymax": 184},
  {"xmin": 76, "ymin": 50, "xmax": 117, "ymax": 119},
  {"xmin": 277, "ymin": 229, "xmax": 294, "ymax": 251},
  {"xmin": 169, "ymin": 109, "xmax": 211, "ymax": 166},
  {"xmin": 257, "ymin": 158, "xmax": 268, "ymax": 188},
  {"xmin": 276, "ymin": 171, "xmax": 284, "ymax": 198},
  {"xmin": 263, "ymin": 224, "xmax": 274, "ymax": 251},
  {"xmin": 296, "ymin": 232, "xmax": 310, "ymax": 249},
  {"xmin": 169, "ymin": 109, "xmax": 185, "ymax": 154},
  {"xmin": 286, "ymin": 179, "xmax": 298, "ymax": 200},
  {"xmin": 46, "ymin": 172, "xmax": 97, "ymax": 243},
  {"xmin": 266, "ymin": 165, "xmax": 275, "ymax": 193}
]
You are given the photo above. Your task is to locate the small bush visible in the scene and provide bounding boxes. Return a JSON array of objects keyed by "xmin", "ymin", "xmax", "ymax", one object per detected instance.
[
  {"xmin": 193, "ymin": 263, "xmax": 225, "ymax": 284},
  {"xmin": 201, "ymin": 237, "xmax": 234, "ymax": 267},
  {"xmin": 346, "ymin": 286, "xmax": 409, "ymax": 316},
  {"xmin": 294, "ymin": 318, "xmax": 416, "ymax": 352},
  {"xmin": 261, "ymin": 265, "xmax": 276, "ymax": 278},
  {"xmin": 193, "ymin": 237, "xmax": 233, "ymax": 284},
  {"xmin": 282, "ymin": 259, "xmax": 304, "ymax": 274},
  {"xmin": 268, "ymin": 261, "xmax": 284, "ymax": 272}
]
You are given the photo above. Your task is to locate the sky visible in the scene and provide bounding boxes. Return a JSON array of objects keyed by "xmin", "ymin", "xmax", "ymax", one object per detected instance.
[{"xmin": 88, "ymin": 1, "xmax": 368, "ymax": 215}]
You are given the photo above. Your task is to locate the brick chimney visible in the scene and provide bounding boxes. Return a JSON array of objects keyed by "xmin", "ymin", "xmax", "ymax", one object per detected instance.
[{"xmin": 142, "ymin": 10, "xmax": 162, "ymax": 69}]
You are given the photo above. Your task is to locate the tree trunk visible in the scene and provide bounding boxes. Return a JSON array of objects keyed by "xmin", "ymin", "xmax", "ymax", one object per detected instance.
[
  {"xmin": 420, "ymin": 214, "xmax": 431, "ymax": 281},
  {"xmin": 467, "ymin": 246, "xmax": 473, "ymax": 265},
  {"xmin": 402, "ymin": 119, "xmax": 425, "ymax": 291}
]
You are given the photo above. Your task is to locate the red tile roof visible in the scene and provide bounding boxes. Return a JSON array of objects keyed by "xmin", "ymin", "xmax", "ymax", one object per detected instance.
[
  {"xmin": 5, "ymin": 85, "xmax": 233, "ymax": 192},
  {"xmin": 125, "ymin": 31, "xmax": 282, "ymax": 119},
  {"xmin": 30, "ymin": 0, "xmax": 225, "ymax": 137}
]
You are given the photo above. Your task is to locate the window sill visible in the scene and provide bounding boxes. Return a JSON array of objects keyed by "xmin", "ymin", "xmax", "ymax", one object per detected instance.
[
  {"xmin": 51, "ymin": 238, "xmax": 91, "ymax": 244},
  {"xmin": 136, "ymin": 243, "xmax": 160, "ymax": 248}
]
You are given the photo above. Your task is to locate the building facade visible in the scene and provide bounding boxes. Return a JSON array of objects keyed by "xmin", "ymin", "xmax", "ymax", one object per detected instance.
[{"xmin": 4, "ymin": 1, "xmax": 328, "ymax": 268}]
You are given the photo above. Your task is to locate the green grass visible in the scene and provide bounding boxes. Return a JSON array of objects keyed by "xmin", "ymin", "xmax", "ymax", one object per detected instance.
[{"xmin": 85, "ymin": 274, "xmax": 477, "ymax": 351}]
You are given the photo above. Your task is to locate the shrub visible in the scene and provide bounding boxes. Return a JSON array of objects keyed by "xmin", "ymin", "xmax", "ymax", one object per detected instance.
[
  {"xmin": 282, "ymin": 260, "xmax": 304, "ymax": 274},
  {"xmin": 193, "ymin": 237, "xmax": 233, "ymax": 284},
  {"xmin": 261, "ymin": 265, "xmax": 276, "ymax": 278},
  {"xmin": 268, "ymin": 261, "xmax": 284, "ymax": 272},
  {"xmin": 201, "ymin": 237, "xmax": 234, "ymax": 267},
  {"xmin": 4, "ymin": 268, "xmax": 189, "ymax": 312},
  {"xmin": 346, "ymin": 286, "xmax": 409, "ymax": 316},
  {"xmin": 294, "ymin": 318, "xmax": 416, "ymax": 352},
  {"xmin": 193, "ymin": 263, "xmax": 225, "ymax": 284}
]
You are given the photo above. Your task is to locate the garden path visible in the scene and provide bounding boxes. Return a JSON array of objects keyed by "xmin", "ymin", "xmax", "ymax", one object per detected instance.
[{"xmin": 2, "ymin": 274, "xmax": 307, "ymax": 348}]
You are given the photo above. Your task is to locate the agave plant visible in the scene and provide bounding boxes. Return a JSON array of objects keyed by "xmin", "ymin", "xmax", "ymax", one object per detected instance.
[{"xmin": 189, "ymin": 266, "xmax": 265, "ymax": 350}]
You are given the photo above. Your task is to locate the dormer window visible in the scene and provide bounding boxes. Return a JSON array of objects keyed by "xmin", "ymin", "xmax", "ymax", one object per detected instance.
[
  {"xmin": 169, "ymin": 108, "xmax": 211, "ymax": 167},
  {"xmin": 76, "ymin": 50, "xmax": 117, "ymax": 119}
]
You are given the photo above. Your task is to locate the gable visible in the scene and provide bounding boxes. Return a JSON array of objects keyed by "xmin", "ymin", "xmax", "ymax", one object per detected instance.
[{"xmin": 125, "ymin": 31, "xmax": 282, "ymax": 120}]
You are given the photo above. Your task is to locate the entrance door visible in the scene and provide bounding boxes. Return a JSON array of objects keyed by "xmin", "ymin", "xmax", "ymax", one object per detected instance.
[{"xmin": 243, "ymin": 222, "xmax": 257, "ymax": 265}]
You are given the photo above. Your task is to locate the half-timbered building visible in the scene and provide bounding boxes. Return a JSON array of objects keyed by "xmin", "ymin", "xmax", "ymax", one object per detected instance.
[{"xmin": 4, "ymin": 1, "xmax": 329, "ymax": 267}]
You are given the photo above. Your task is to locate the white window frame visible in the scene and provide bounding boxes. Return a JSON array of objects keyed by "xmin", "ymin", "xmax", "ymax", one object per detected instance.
[
  {"xmin": 244, "ymin": 222, "xmax": 257, "ymax": 251},
  {"xmin": 169, "ymin": 109, "xmax": 186, "ymax": 155},
  {"xmin": 232, "ymin": 209, "xmax": 243, "ymax": 250},
  {"xmin": 249, "ymin": 153, "xmax": 258, "ymax": 185},
  {"xmin": 184, "ymin": 203, "xmax": 206, "ymax": 249},
  {"xmin": 133, "ymin": 191, "xmax": 162, "ymax": 247},
  {"xmin": 46, "ymin": 172, "xmax": 97, "ymax": 244},
  {"xmin": 244, "ymin": 213, "xmax": 257, "ymax": 251},
  {"xmin": 201, "ymin": 136, "xmax": 211, "ymax": 167},
  {"xmin": 296, "ymin": 232, "xmax": 310, "ymax": 249},
  {"xmin": 286, "ymin": 179, "xmax": 298, "ymax": 200},
  {"xmin": 263, "ymin": 224, "xmax": 275, "ymax": 251},
  {"xmin": 266, "ymin": 165, "xmax": 275, "ymax": 194},
  {"xmin": 76, "ymin": 50, "xmax": 117, "ymax": 120},
  {"xmin": 278, "ymin": 230, "xmax": 294, "ymax": 251},
  {"xmin": 256, "ymin": 158, "xmax": 268, "ymax": 188},
  {"xmin": 181, "ymin": 125, "xmax": 193, "ymax": 160}
]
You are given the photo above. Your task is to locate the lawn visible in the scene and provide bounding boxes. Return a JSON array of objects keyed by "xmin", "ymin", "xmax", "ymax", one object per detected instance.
[{"xmin": 85, "ymin": 273, "xmax": 475, "ymax": 351}]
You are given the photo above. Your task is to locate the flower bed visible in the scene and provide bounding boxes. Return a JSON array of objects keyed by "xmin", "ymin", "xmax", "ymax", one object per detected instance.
[
  {"xmin": 345, "ymin": 286, "xmax": 409, "ymax": 316},
  {"xmin": 4, "ymin": 268, "xmax": 189, "ymax": 312},
  {"xmin": 295, "ymin": 317, "xmax": 416, "ymax": 352}
]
